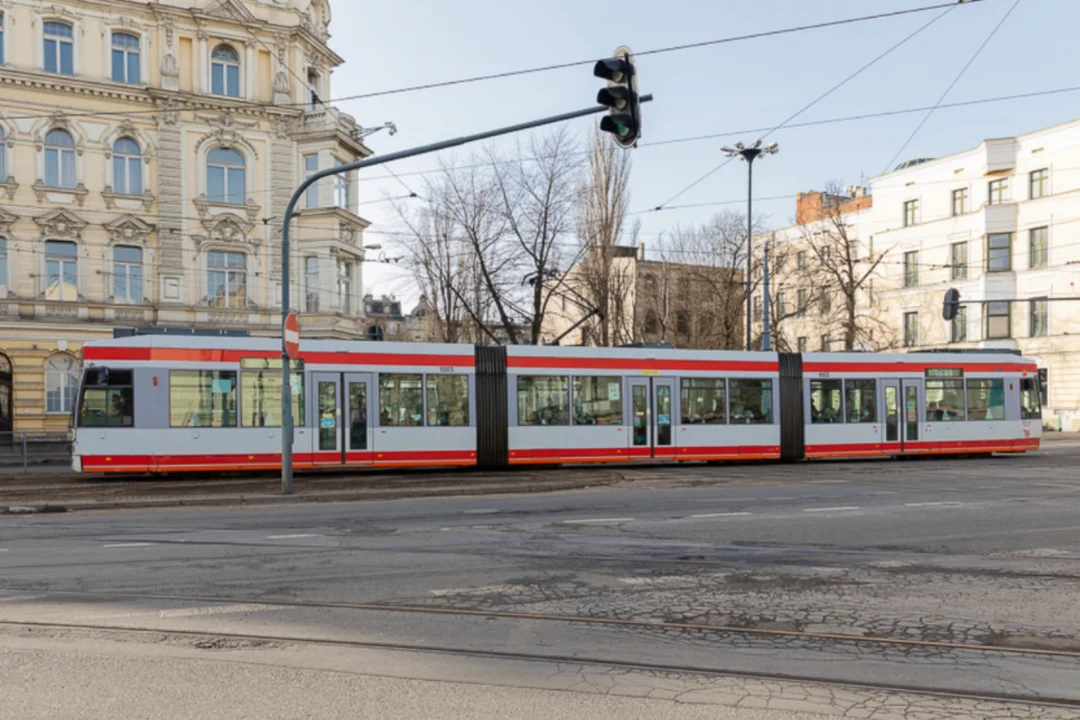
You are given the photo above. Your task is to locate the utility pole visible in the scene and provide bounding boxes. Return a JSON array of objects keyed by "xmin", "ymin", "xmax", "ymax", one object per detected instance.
[
  {"xmin": 762, "ymin": 239, "xmax": 771, "ymax": 351},
  {"xmin": 278, "ymin": 91, "xmax": 653, "ymax": 494},
  {"xmin": 722, "ymin": 141, "xmax": 778, "ymax": 351}
]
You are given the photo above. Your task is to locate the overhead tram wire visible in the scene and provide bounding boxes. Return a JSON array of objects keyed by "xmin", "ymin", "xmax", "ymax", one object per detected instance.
[
  {"xmin": 645, "ymin": 1, "xmax": 966, "ymax": 214},
  {"xmin": 882, "ymin": 0, "xmax": 1023, "ymax": 174},
  {"xmin": 3, "ymin": 1, "xmax": 985, "ymax": 124}
]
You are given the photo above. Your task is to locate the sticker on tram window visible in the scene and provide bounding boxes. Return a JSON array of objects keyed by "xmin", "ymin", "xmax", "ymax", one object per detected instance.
[
  {"xmin": 608, "ymin": 382, "xmax": 621, "ymax": 400},
  {"xmin": 211, "ymin": 378, "xmax": 233, "ymax": 394},
  {"xmin": 320, "ymin": 415, "xmax": 335, "ymax": 428},
  {"xmin": 926, "ymin": 368, "xmax": 963, "ymax": 378}
]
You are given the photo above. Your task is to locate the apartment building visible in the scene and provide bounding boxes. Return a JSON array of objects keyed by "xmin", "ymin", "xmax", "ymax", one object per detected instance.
[{"xmin": 0, "ymin": 0, "xmax": 372, "ymax": 432}]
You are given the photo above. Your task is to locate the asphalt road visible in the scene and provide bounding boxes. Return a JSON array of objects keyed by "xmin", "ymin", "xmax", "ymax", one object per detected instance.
[{"xmin": 2, "ymin": 447, "xmax": 1080, "ymax": 719}]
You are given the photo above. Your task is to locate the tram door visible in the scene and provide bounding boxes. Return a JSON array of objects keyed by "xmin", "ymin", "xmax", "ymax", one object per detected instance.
[
  {"xmin": 628, "ymin": 377, "xmax": 675, "ymax": 457},
  {"xmin": 900, "ymin": 380, "xmax": 921, "ymax": 449},
  {"xmin": 311, "ymin": 372, "xmax": 373, "ymax": 465},
  {"xmin": 883, "ymin": 380, "xmax": 900, "ymax": 447}
]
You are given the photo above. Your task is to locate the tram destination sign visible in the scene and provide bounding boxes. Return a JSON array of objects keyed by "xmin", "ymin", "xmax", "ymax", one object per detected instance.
[{"xmin": 925, "ymin": 368, "xmax": 964, "ymax": 378}]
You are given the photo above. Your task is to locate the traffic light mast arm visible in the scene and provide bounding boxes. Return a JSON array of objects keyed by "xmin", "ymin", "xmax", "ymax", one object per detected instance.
[{"xmin": 279, "ymin": 95, "xmax": 653, "ymax": 494}]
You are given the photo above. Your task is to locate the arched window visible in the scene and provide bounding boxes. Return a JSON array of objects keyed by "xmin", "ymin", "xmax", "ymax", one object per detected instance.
[
  {"xmin": 211, "ymin": 44, "xmax": 240, "ymax": 97},
  {"xmin": 1, "ymin": 12, "xmax": 6, "ymax": 66},
  {"xmin": 45, "ymin": 353, "xmax": 79, "ymax": 414},
  {"xmin": 45, "ymin": 129, "xmax": 76, "ymax": 189},
  {"xmin": 644, "ymin": 310, "xmax": 659, "ymax": 336},
  {"xmin": 676, "ymin": 311, "xmax": 691, "ymax": 336},
  {"xmin": 112, "ymin": 137, "xmax": 142, "ymax": 195},
  {"xmin": 306, "ymin": 69, "xmax": 320, "ymax": 109},
  {"xmin": 43, "ymin": 21, "xmax": 74, "ymax": 75},
  {"xmin": 111, "ymin": 32, "xmax": 141, "ymax": 84},
  {"xmin": 206, "ymin": 148, "xmax": 245, "ymax": 205}
]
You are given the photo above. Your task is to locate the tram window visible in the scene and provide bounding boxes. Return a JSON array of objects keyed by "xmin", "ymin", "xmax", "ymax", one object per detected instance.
[
  {"xmin": 517, "ymin": 376, "xmax": 569, "ymax": 426},
  {"xmin": 78, "ymin": 369, "xmax": 133, "ymax": 428},
  {"xmin": 1020, "ymin": 377, "xmax": 1042, "ymax": 420},
  {"xmin": 729, "ymin": 379, "xmax": 773, "ymax": 425},
  {"xmin": 925, "ymin": 379, "xmax": 965, "ymax": 421},
  {"xmin": 241, "ymin": 372, "xmax": 304, "ymax": 427},
  {"xmin": 573, "ymin": 376, "xmax": 622, "ymax": 425},
  {"xmin": 426, "ymin": 375, "xmax": 469, "ymax": 426},
  {"xmin": 966, "ymin": 379, "xmax": 1005, "ymax": 421},
  {"xmin": 680, "ymin": 379, "xmax": 726, "ymax": 424},
  {"xmin": 810, "ymin": 379, "xmax": 842, "ymax": 423},
  {"xmin": 169, "ymin": 370, "xmax": 237, "ymax": 427},
  {"xmin": 844, "ymin": 379, "xmax": 877, "ymax": 423},
  {"xmin": 379, "ymin": 374, "xmax": 423, "ymax": 426}
]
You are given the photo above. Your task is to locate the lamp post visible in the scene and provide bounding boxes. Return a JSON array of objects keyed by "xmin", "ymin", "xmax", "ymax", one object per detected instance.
[{"xmin": 722, "ymin": 140, "xmax": 778, "ymax": 351}]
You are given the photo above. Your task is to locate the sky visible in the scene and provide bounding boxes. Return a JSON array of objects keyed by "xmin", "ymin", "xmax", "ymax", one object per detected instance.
[{"xmin": 321, "ymin": 0, "xmax": 1080, "ymax": 306}]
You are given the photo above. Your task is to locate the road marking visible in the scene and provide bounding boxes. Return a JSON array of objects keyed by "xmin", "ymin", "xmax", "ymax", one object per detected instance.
[
  {"xmin": 690, "ymin": 512, "xmax": 752, "ymax": 519},
  {"xmin": 904, "ymin": 501, "xmax": 961, "ymax": 507},
  {"xmin": 102, "ymin": 542, "xmax": 155, "ymax": 548},
  {"xmin": 463, "ymin": 509, "xmax": 500, "ymax": 515},
  {"xmin": 92, "ymin": 604, "xmax": 281, "ymax": 620},
  {"xmin": 266, "ymin": 534, "xmax": 318, "ymax": 539},
  {"xmin": 808, "ymin": 480, "xmax": 849, "ymax": 485},
  {"xmin": 802, "ymin": 506, "xmax": 860, "ymax": 513},
  {"xmin": 0, "ymin": 549, "xmax": 8, "ymax": 553},
  {"xmin": 562, "ymin": 517, "xmax": 633, "ymax": 525}
]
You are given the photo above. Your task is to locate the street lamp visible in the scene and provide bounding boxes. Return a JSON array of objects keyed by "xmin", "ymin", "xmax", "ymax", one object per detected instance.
[{"xmin": 721, "ymin": 140, "xmax": 778, "ymax": 351}]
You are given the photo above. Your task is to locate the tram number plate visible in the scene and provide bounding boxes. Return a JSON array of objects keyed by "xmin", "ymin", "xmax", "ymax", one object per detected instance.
[{"xmin": 439, "ymin": 366, "xmax": 455, "ymax": 373}]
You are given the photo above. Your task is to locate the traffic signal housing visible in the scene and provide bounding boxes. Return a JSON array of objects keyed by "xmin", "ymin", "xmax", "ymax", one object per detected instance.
[
  {"xmin": 594, "ymin": 47, "xmax": 640, "ymax": 148},
  {"xmin": 943, "ymin": 288, "xmax": 961, "ymax": 321}
]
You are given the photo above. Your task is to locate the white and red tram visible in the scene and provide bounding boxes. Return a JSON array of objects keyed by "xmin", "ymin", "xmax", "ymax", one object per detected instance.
[{"xmin": 71, "ymin": 336, "xmax": 1042, "ymax": 474}]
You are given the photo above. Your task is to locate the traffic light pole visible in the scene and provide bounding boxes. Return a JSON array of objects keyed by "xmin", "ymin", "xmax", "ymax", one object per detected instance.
[{"xmin": 280, "ymin": 96, "xmax": 653, "ymax": 494}]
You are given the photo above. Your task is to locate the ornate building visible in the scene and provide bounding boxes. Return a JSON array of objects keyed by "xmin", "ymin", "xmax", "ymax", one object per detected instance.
[{"xmin": 0, "ymin": 0, "xmax": 371, "ymax": 433}]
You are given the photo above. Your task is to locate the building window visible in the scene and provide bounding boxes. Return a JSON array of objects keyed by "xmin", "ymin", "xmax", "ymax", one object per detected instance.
[
  {"xmin": 752, "ymin": 296, "xmax": 762, "ymax": 323},
  {"xmin": 796, "ymin": 251, "xmax": 808, "ymax": 270},
  {"xmin": 206, "ymin": 148, "xmax": 245, "ymax": 205},
  {"xmin": 0, "ymin": 127, "xmax": 5, "ymax": 182},
  {"xmin": 643, "ymin": 309, "xmax": 659, "ymax": 335},
  {"xmin": 984, "ymin": 301, "xmax": 1010, "ymax": 339},
  {"xmin": 775, "ymin": 292, "xmax": 787, "ymax": 318},
  {"xmin": 903, "ymin": 250, "xmax": 918, "ymax": 287},
  {"xmin": 207, "ymin": 250, "xmax": 246, "ymax": 309},
  {"xmin": 796, "ymin": 289, "xmax": 809, "ymax": 315},
  {"xmin": 1029, "ymin": 226, "xmax": 1048, "ymax": 269},
  {"xmin": 0, "ymin": 237, "xmax": 6, "ymax": 295},
  {"xmin": 819, "ymin": 290, "xmax": 831, "ymax": 316},
  {"xmin": 676, "ymin": 310, "xmax": 691, "ymax": 335},
  {"xmin": 45, "ymin": 240, "xmax": 78, "ymax": 301},
  {"xmin": 903, "ymin": 199, "xmax": 918, "ymax": 227},
  {"xmin": 303, "ymin": 154, "xmax": 319, "ymax": 208},
  {"xmin": 334, "ymin": 159, "xmax": 350, "ymax": 211},
  {"xmin": 44, "ymin": 129, "xmax": 76, "ymax": 189},
  {"xmin": 797, "ymin": 337, "xmax": 808, "ymax": 352},
  {"xmin": 45, "ymin": 353, "xmax": 79, "ymax": 414},
  {"xmin": 211, "ymin": 44, "xmax": 240, "ymax": 97},
  {"xmin": 306, "ymin": 69, "xmax": 321, "ymax": 110},
  {"xmin": 112, "ymin": 245, "xmax": 142, "ymax": 304},
  {"xmin": 1030, "ymin": 298, "xmax": 1048, "ymax": 337},
  {"xmin": 0, "ymin": 12, "xmax": 5, "ymax": 65},
  {"xmin": 43, "ymin": 21, "xmax": 74, "ymax": 75},
  {"xmin": 112, "ymin": 138, "xmax": 142, "ymax": 195},
  {"xmin": 819, "ymin": 334, "xmax": 830, "ymax": 351},
  {"xmin": 1030, "ymin": 168, "xmax": 1048, "ymax": 200},
  {"xmin": 988, "ymin": 177, "xmax": 1010, "ymax": 205},
  {"xmin": 337, "ymin": 259, "xmax": 353, "ymax": 314},
  {"xmin": 987, "ymin": 233, "xmax": 1012, "ymax": 272},
  {"xmin": 304, "ymin": 257, "xmax": 319, "ymax": 312},
  {"xmin": 951, "ymin": 187, "xmax": 968, "ymax": 216},
  {"xmin": 950, "ymin": 242, "xmax": 967, "ymax": 280},
  {"xmin": 903, "ymin": 311, "xmax": 918, "ymax": 347},
  {"xmin": 950, "ymin": 306, "xmax": 968, "ymax": 343},
  {"xmin": 111, "ymin": 32, "xmax": 140, "ymax": 84}
]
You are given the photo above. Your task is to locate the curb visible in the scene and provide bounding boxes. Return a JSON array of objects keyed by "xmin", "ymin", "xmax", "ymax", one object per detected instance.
[{"xmin": 0, "ymin": 479, "xmax": 604, "ymax": 515}]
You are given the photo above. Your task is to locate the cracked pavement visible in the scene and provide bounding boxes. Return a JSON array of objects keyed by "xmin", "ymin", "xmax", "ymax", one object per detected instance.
[{"xmin": 2, "ymin": 446, "xmax": 1080, "ymax": 718}]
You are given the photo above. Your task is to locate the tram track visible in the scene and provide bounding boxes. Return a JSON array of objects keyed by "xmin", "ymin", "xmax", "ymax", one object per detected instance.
[
  {"xmin": 3, "ymin": 587, "xmax": 1080, "ymax": 660},
  {"xmin": 2, "ymin": 617, "xmax": 1079, "ymax": 711}
]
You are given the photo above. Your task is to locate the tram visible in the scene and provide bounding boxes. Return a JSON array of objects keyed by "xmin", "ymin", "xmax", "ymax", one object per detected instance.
[{"xmin": 70, "ymin": 336, "xmax": 1042, "ymax": 474}]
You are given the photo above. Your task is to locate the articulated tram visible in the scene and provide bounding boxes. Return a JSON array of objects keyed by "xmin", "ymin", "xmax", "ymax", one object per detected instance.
[{"xmin": 71, "ymin": 336, "xmax": 1042, "ymax": 474}]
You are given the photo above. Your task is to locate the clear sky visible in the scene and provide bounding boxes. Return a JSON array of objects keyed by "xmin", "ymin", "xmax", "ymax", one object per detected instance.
[{"xmin": 323, "ymin": 0, "xmax": 1080, "ymax": 304}]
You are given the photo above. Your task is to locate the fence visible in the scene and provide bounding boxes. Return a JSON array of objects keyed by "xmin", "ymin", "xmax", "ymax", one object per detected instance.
[{"xmin": 0, "ymin": 431, "xmax": 73, "ymax": 474}]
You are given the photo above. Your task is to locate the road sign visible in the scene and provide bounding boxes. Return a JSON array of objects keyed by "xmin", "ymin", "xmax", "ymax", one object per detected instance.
[{"xmin": 284, "ymin": 313, "xmax": 300, "ymax": 359}]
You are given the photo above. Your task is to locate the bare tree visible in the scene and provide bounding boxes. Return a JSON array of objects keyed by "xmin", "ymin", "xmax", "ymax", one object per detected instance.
[
  {"xmin": 572, "ymin": 127, "xmax": 635, "ymax": 346},
  {"xmin": 396, "ymin": 129, "xmax": 585, "ymax": 345},
  {"xmin": 799, "ymin": 182, "xmax": 892, "ymax": 351}
]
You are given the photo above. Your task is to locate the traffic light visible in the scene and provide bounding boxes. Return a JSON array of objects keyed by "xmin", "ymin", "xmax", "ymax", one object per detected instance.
[
  {"xmin": 594, "ymin": 46, "xmax": 640, "ymax": 148},
  {"xmin": 943, "ymin": 288, "xmax": 961, "ymax": 321}
]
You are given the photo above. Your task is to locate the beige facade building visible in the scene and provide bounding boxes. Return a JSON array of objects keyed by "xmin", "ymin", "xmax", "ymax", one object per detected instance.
[{"xmin": 0, "ymin": 0, "xmax": 372, "ymax": 433}]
